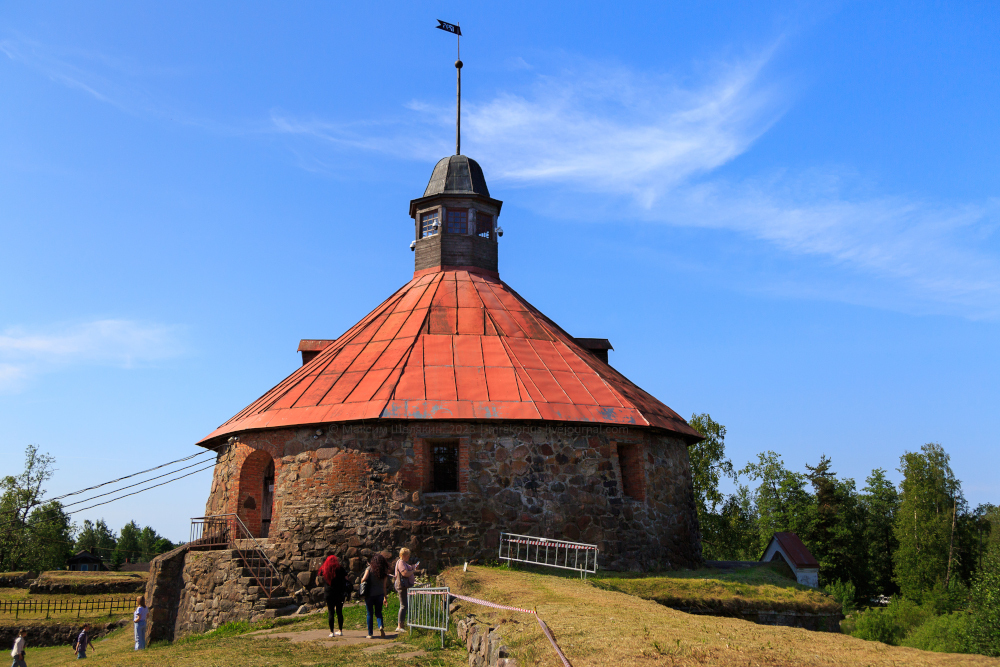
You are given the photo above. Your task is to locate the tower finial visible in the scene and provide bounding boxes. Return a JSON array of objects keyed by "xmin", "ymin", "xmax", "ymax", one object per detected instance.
[{"xmin": 436, "ymin": 20, "xmax": 463, "ymax": 155}]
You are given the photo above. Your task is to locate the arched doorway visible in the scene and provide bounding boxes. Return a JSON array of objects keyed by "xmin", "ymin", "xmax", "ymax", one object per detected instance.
[
  {"xmin": 237, "ymin": 449, "xmax": 275, "ymax": 538},
  {"xmin": 261, "ymin": 460, "xmax": 275, "ymax": 538}
]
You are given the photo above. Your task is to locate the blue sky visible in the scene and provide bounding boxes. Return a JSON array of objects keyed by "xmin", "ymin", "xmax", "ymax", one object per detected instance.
[{"xmin": 2, "ymin": 1, "xmax": 998, "ymax": 543}]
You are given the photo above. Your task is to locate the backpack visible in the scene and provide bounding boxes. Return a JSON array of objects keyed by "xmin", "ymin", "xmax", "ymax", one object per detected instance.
[{"xmin": 359, "ymin": 567, "xmax": 370, "ymax": 598}]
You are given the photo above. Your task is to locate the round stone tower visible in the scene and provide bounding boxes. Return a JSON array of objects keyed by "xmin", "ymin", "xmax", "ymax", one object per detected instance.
[{"xmin": 198, "ymin": 155, "xmax": 703, "ymax": 582}]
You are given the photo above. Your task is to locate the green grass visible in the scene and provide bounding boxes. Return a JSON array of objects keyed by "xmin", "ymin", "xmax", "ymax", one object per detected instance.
[
  {"xmin": 589, "ymin": 562, "xmax": 841, "ymax": 615},
  {"xmin": 21, "ymin": 595, "xmax": 468, "ymax": 667}
]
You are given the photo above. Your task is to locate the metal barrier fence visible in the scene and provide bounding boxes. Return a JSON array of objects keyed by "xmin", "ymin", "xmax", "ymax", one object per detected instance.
[
  {"xmin": 407, "ymin": 586, "xmax": 450, "ymax": 647},
  {"xmin": 0, "ymin": 596, "xmax": 134, "ymax": 620},
  {"xmin": 499, "ymin": 533, "xmax": 599, "ymax": 578}
]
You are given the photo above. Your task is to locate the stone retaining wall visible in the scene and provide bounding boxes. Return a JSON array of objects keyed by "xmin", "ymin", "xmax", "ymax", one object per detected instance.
[
  {"xmin": 0, "ymin": 619, "xmax": 129, "ymax": 648},
  {"xmin": 0, "ymin": 573, "xmax": 35, "ymax": 588},
  {"xmin": 30, "ymin": 577, "xmax": 146, "ymax": 595},
  {"xmin": 145, "ymin": 544, "xmax": 190, "ymax": 643},
  {"xmin": 456, "ymin": 616, "xmax": 518, "ymax": 667},
  {"xmin": 670, "ymin": 606, "xmax": 844, "ymax": 632}
]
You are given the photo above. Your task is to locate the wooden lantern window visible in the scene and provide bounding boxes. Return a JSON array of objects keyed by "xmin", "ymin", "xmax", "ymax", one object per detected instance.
[{"xmin": 446, "ymin": 209, "xmax": 468, "ymax": 234}]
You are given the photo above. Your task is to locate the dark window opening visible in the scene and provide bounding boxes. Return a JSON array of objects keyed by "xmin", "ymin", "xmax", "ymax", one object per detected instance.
[
  {"xmin": 421, "ymin": 210, "xmax": 440, "ymax": 238},
  {"xmin": 261, "ymin": 461, "xmax": 275, "ymax": 538},
  {"xmin": 476, "ymin": 213, "xmax": 493, "ymax": 239},
  {"xmin": 446, "ymin": 209, "xmax": 468, "ymax": 234},
  {"xmin": 617, "ymin": 444, "xmax": 643, "ymax": 500},
  {"xmin": 431, "ymin": 442, "xmax": 459, "ymax": 492}
]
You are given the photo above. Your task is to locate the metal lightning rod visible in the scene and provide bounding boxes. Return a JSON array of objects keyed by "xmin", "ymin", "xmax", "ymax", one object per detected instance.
[{"xmin": 435, "ymin": 20, "xmax": 463, "ymax": 155}]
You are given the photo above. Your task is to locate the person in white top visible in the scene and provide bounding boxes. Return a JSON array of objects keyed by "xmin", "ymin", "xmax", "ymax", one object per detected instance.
[
  {"xmin": 133, "ymin": 595, "xmax": 149, "ymax": 651},
  {"xmin": 10, "ymin": 627, "xmax": 27, "ymax": 667},
  {"xmin": 393, "ymin": 548, "xmax": 422, "ymax": 633}
]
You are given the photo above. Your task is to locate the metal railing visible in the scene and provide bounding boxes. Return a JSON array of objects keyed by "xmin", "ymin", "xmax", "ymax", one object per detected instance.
[
  {"xmin": 408, "ymin": 586, "xmax": 450, "ymax": 647},
  {"xmin": 499, "ymin": 533, "xmax": 599, "ymax": 578},
  {"xmin": 189, "ymin": 514, "xmax": 281, "ymax": 599},
  {"xmin": 0, "ymin": 596, "xmax": 135, "ymax": 620}
]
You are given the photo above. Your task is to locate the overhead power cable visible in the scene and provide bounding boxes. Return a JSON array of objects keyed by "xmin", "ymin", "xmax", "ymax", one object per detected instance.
[
  {"xmin": 61, "ymin": 458, "xmax": 216, "ymax": 508},
  {"xmin": 47, "ymin": 441, "xmax": 226, "ymax": 503},
  {"xmin": 67, "ymin": 463, "xmax": 217, "ymax": 515}
]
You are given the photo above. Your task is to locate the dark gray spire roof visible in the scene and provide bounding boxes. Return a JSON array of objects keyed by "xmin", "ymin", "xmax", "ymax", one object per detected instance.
[{"xmin": 423, "ymin": 155, "xmax": 491, "ymax": 198}]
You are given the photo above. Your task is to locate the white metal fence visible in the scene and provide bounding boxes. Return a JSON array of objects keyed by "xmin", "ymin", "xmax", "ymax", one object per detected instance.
[
  {"xmin": 407, "ymin": 586, "xmax": 450, "ymax": 647},
  {"xmin": 499, "ymin": 533, "xmax": 599, "ymax": 578}
]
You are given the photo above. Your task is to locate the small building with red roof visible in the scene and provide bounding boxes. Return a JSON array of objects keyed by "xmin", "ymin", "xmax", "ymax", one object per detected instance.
[
  {"xmin": 197, "ymin": 153, "xmax": 704, "ymax": 582},
  {"xmin": 761, "ymin": 532, "xmax": 821, "ymax": 587}
]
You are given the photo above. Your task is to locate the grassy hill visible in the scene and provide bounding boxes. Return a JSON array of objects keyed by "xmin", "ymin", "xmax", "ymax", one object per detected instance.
[{"xmin": 441, "ymin": 566, "xmax": 997, "ymax": 666}]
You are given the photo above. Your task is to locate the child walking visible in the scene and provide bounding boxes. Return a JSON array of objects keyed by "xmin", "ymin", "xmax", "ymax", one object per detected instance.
[
  {"xmin": 133, "ymin": 595, "xmax": 149, "ymax": 650},
  {"xmin": 73, "ymin": 623, "xmax": 94, "ymax": 659}
]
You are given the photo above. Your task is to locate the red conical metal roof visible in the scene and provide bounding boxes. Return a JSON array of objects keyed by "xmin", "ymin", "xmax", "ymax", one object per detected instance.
[{"xmin": 200, "ymin": 268, "xmax": 700, "ymax": 444}]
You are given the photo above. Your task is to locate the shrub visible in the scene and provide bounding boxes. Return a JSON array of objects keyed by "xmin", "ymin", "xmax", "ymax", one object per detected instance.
[
  {"xmin": 851, "ymin": 597, "xmax": 930, "ymax": 645},
  {"xmin": 853, "ymin": 607, "xmax": 904, "ymax": 645},
  {"xmin": 967, "ymin": 546, "xmax": 1000, "ymax": 657},
  {"xmin": 824, "ymin": 580, "xmax": 856, "ymax": 614},
  {"xmin": 900, "ymin": 612, "xmax": 969, "ymax": 653}
]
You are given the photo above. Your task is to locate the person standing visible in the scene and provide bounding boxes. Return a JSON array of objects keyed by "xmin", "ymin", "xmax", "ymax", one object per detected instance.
[
  {"xmin": 10, "ymin": 627, "xmax": 26, "ymax": 667},
  {"xmin": 393, "ymin": 548, "xmax": 420, "ymax": 632},
  {"xmin": 360, "ymin": 553, "xmax": 389, "ymax": 639},
  {"xmin": 73, "ymin": 623, "xmax": 94, "ymax": 659},
  {"xmin": 318, "ymin": 554, "xmax": 349, "ymax": 637},
  {"xmin": 133, "ymin": 595, "xmax": 149, "ymax": 650}
]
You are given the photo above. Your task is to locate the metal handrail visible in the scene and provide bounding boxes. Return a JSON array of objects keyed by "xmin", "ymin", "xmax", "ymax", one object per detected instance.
[{"xmin": 190, "ymin": 514, "xmax": 281, "ymax": 599}]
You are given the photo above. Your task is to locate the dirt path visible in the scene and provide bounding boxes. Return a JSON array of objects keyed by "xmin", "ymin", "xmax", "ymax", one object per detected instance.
[{"xmin": 249, "ymin": 626, "xmax": 427, "ymax": 659}]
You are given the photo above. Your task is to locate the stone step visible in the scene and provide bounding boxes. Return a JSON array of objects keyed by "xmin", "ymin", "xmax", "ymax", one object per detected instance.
[
  {"xmin": 246, "ymin": 585, "xmax": 288, "ymax": 600},
  {"xmin": 265, "ymin": 595, "xmax": 296, "ymax": 609},
  {"xmin": 261, "ymin": 604, "xmax": 299, "ymax": 619}
]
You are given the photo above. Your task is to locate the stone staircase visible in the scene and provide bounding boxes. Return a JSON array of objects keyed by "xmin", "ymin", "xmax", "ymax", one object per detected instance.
[{"xmin": 228, "ymin": 545, "xmax": 302, "ymax": 619}]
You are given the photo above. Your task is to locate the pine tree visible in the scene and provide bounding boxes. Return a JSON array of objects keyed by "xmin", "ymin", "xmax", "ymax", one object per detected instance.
[{"xmin": 860, "ymin": 469, "xmax": 900, "ymax": 599}]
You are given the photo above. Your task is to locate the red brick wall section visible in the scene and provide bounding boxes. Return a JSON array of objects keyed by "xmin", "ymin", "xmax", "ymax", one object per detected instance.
[
  {"xmin": 237, "ymin": 448, "xmax": 275, "ymax": 538},
  {"xmin": 615, "ymin": 441, "xmax": 647, "ymax": 502}
]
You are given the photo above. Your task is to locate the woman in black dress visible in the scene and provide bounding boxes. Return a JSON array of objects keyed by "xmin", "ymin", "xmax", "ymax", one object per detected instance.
[{"xmin": 318, "ymin": 554, "xmax": 349, "ymax": 637}]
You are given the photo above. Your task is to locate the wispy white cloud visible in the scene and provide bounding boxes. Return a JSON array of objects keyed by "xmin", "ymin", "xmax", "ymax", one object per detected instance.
[
  {"xmin": 0, "ymin": 36, "xmax": 252, "ymax": 134},
  {"xmin": 0, "ymin": 320, "xmax": 184, "ymax": 392},
  {"xmin": 656, "ymin": 179, "xmax": 1000, "ymax": 316},
  {"xmin": 272, "ymin": 48, "xmax": 1000, "ymax": 318}
]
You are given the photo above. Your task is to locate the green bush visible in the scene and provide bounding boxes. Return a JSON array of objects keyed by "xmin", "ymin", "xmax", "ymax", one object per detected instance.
[
  {"xmin": 853, "ymin": 606, "xmax": 904, "ymax": 644},
  {"xmin": 851, "ymin": 597, "xmax": 931, "ymax": 645},
  {"xmin": 967, "ymin": 547, "xmax": 1000, "ymax": 657},
  {"xmin": 824, "ymin": 579, "xmax": 856, "ymax": 614},
  {"xmin": 900, "ymin": 612, "xmax": 969, "ymax": 653}
]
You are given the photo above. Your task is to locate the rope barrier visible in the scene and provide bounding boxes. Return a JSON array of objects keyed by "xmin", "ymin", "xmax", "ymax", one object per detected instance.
[{"xmin": 448, "ymin": 592, "xmax": 573, "ymax": 667}]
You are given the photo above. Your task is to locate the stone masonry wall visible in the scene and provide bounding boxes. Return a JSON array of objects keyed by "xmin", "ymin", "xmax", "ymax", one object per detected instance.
[{"xmin": 202, "ymin": 421, "xmax": 700, "ymax": 587}]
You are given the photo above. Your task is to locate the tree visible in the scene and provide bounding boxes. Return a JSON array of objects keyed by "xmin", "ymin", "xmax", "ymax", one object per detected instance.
[
  {"xmin": 116, "ymin": 521, "xmax": 142, "ymax": 563},
  {"xmin": 688, "ymin": 414, "xmax": 737, "ymax": 559},
  {"xmin": 138, "ymin": 526, "xmax": 173, "ymax": 560},
  {"xmin": 705, "ymin": 485, "xmax": 760, "ymax": 561},
  {"xmin": 966, "ymin": 541, "xmax": 1000, "ymax": 657},
  {"xmin": 893, "ymin": 443, "xmax": 965, "ymax": 600},
  {"xmin": 860, "ymin": 469, "xmax": 900, "ymax": 599},
  {"xmin": 741, "ymin": 450, "xmax": 813, "ymax": 555},
  {"xmin": 688, "ymin": 414, "xmax": 735, "ymax": 517},
  {"xmin": 0, "ymin": 445, "xmax": 56, "ymax": 572},
  {"xmin": 75, "ymin": 519, "xmax": 117, "ymax": 560},
  {"xmin": 24, "ymin": 502, "xmax": 74, "ymax": 571}
]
